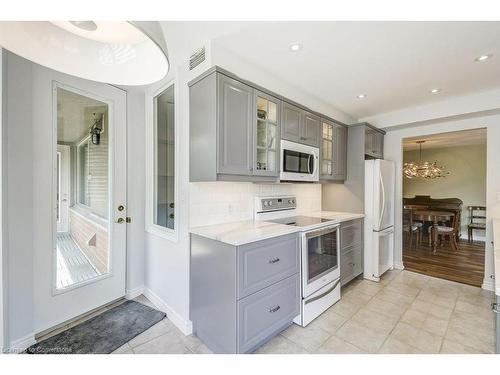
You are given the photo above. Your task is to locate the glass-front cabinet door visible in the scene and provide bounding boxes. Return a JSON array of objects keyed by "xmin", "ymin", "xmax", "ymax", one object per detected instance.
[
  {"xmin": 321, "ymin": 120, "xmax": 334, "ymax": 178},
  {"xmin": 254, "ymin": 91, "xmax": 280, "ymax": 176}
]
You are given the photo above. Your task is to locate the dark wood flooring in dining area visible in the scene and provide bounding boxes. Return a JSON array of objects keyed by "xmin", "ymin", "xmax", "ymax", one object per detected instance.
[{"xmin": 402, "ymin": 238, "xmax": 485, "ymax": 287}]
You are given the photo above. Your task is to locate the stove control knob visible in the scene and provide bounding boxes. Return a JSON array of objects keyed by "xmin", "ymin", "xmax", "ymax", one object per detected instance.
[
  {"xmin": 288, "ymin": 199, "xmax": 292, "ymax": 204},
  {"xmin": 268, "ymin": 201, "xmax": 273, "ymax": 206}
]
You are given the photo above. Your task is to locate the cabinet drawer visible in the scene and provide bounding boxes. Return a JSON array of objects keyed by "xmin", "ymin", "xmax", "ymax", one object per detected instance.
[
  {"xmin": 238, "ymin": 234, "xmax": 299, "ymax": 299},
  {"xmin": 237, "ymin": 275, "xmax": 300, "ymax": 353},
  {"xmin": 341, "ymin": 219, "xmax": 362, "ymax": 249}
]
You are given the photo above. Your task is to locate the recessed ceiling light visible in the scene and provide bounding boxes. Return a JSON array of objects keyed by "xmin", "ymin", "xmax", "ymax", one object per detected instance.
[
  {"xmin": 475, "ymin": 54, "xmax": 493, "ymax": 62},
  {"xmin": 357, "ymin": 94, "xmax": 367, "ymax": 99},
  {"xmin": 429, "ymin": 88, "xmax": 441, "ymax": 94},
  {"xmin": 289, "ymin": 43, "xmax": 303, "ymax": 52}
]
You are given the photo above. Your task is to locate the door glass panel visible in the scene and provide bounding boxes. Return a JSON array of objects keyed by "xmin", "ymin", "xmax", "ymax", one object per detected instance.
[
  {"xmin": 56, "ymin": 87, "xmax": 109, "ymax": 290},
  {"xmin": 267, "ymin": 123, "xmax": 277, "ymax": 149},
  {"xmin": 307, "ymin": 229, "xmax": 338, "ymax": 282},
  {"xmin": 257, "ymin": 120, "xmax": 267, "ymax": 148},
  {"xmin": 268, "ymin": 101, "xmax": 277, "ymax": 123},
  {"xmin": 256, "ymin": 148, "xmax": 267, "ymax": 171}
]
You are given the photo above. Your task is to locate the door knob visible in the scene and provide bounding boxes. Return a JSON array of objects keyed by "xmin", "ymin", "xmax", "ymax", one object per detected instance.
[
  {"xmin": 118, "ymin": 205, "xmax": 125, "ymax": 211},
  {"xmin": 116, "ymin": 218, "xmax": 125, "ymax": 224}
]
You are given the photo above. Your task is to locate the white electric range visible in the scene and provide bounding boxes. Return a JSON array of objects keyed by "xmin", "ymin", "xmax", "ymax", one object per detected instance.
[{"xmin": 255, "ymin": 196, "xmax": 341, "ymax": 327}]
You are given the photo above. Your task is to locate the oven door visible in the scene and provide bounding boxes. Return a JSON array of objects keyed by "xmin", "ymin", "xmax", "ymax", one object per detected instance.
[{"xmin": 301, "ymin": 225, "xmax": 340, "ymax": 297}]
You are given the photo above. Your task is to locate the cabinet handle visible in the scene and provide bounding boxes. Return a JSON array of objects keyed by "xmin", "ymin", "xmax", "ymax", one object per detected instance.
[
  {"xmin": 492, "ymin": 303, "xmax": 499, "ymax": 314},
  {"xmin": 269, "ymin": 257, "xmax": 280, "ymax": 264},
  {"xmin": 269, "ymin": 305, "xmax": 281, "ymax": 313}
]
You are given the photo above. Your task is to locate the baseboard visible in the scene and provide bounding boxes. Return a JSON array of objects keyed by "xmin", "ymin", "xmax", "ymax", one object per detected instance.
[
  {"xmin": 125, "ymin": 285, "xmax": 145, "ymax": 300},
  {"xmin": 482, "ymin": 278, "xmax": 495, "ymax": 292},
  {"xmin": 142, "ymin": 287, "xmax": 193, "ymax": 336},
  {"xmin": 393, "ymin": 261, "xmax": 405, "ymax": 270},
  {"xmin": 10, "ymin": 333, "xmax": 36, "ymax": 353}
]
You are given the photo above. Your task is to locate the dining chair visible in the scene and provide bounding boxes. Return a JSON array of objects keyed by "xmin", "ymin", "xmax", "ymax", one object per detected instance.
[
  {"xmin": 427, "ymin": 211, "xmax": 459, "ymax": 251},
  {"xmin": 467, "ymin": 206, "xmax": 486, "ymax": 243},
  {"xmin": 403, "ymin": 208, "xmax": 421, "ymax": 249}
]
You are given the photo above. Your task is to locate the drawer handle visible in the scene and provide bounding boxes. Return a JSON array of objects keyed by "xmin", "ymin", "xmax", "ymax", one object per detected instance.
[
  {"xmin": 269, "ymin": 305, "xmax": 281, "ymax": 313},
  {"xmin": 492, "ymin": 303, "xmax": 499, "ymax": 314},
  {"xmin": 268, "ymin": 257, "xmax": 280, "ymax": 264}
]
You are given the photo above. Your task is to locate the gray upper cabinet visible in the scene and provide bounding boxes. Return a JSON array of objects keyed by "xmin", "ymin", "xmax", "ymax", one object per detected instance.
[
  {"xmin": 189, "ymin": 70, "xmax": 280, "ymax": 182},
  {"xmin": 320, "ymin": 119, "xmax": 347, "ymax": 181},
  {"xmin": 281, "ymin": 102, "xmax": 302, "ymax": 143},
  {"xmin": 281, "ymin": 102, "xmax": 320, "ymax": 148},
  {"xmin": 301, "ymin": 111, "xmax": 321, "ymax": 147},
  {"xmin": 218, "ymin": 74, "xmax": 254, "ymax": 176},
  {"xmin": 364, "ymin": 126, "xmax": 384, "ymax": 159}
]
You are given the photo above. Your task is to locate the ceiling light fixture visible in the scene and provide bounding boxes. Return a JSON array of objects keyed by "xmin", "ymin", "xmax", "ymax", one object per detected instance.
[
  {"xmin": 357, "ymin": 94, "xmax": 367, "ymax": 99},
  {"xmin": 0, "ymin": 21, "xmax": 169, "ymax": 85},
  {"xmin": 289, "ymin": 43, "xmax": 303, "ymax": 52},
  {"xmin": 429, "ymin": 88, "xmax": 441, "ymax": 94},
  {"xmin": 403, "ymin": 141, "xmax": 449, "ymax": 179},
  {"xmin": 475, "ymin": 54, "xmax": 493, "ymax": 62}
]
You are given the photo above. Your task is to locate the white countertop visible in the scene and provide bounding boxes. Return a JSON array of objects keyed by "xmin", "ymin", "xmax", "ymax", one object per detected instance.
[
  {"xmin": 492, "ymin": 219, "xmax": 500, "ymax": 296},
  {"xmin": 189, "ymin": 211, "xmax": 364, "ymax": 246}
]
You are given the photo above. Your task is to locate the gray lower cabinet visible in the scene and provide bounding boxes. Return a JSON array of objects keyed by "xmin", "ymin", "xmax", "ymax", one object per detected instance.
[
  {"xmin": 281, "ymin": 101, "xmax": 320, "ymax": 148},
  {"xmin": 190, "ymin": 233, "xmax": 300, "ymax": 353},
  {"xmin": 320, "ymin": 118, "xmax": 347, "ymax": 181},
  {"xmin": 340, "ymin": 219, "xmax": 363, "ymax": 285}
]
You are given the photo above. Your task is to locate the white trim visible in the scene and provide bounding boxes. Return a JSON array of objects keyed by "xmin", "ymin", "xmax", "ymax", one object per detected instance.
[
  {"xmin": 10, "ymin": 333, "xmax": 36, "ymax": 353},
  {"xmin": 142, "ymin": 286, "xmax": 193, "ymax": 335},
  {"xmin": 482, "ymin": 278, "xmax": 495, "ymax": 292},
  {"xmin": 0, "ymin": 47, "xmax": 5, "ymax": 351},
  {"xmin": 393, "ymin": 261, "xmax": 405, "ymax": 270},
  {"xmin": 145, "ymin": 78, "xmax": 180, "ymax": 242},
  {"xmin": 125, "ymin": 285, "xmax": 144, "ymax": 300}
]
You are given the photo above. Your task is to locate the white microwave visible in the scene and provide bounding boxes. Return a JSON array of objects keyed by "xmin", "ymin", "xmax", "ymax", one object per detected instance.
[{"xmin": 280, "ymin": 140, "xmax": 319, "ymax": 182}]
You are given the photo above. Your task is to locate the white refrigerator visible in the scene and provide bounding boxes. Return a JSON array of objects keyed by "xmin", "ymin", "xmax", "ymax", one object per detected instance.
[{"xmin": 364, "ymin": 159, "xmax": 395, "ymax": 282}]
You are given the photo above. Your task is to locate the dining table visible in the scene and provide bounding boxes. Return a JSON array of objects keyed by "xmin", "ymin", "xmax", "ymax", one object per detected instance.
[{"xmin": 410, "ymin": 209, "xmax": 455, "ymax": 253}]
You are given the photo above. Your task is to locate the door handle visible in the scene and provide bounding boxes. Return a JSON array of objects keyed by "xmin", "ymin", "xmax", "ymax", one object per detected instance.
[{"xmin": 116, "ymin": 218, "xmax": 125, "ymax": 224}]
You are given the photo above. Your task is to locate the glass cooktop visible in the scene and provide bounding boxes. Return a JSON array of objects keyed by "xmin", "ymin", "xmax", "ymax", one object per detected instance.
[{"xmin": 268, "ymin": 216, "xmax": 332, "ymax": 227}]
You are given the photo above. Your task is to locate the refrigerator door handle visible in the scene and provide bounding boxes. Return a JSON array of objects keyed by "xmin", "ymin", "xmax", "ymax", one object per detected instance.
[
  {"xmin": 379, "ymin": 227, "xmax": 394, "ymax": 236},
  {"xmin": 378, "ymin": 170, "xmax": 386, "ymax": 229}
]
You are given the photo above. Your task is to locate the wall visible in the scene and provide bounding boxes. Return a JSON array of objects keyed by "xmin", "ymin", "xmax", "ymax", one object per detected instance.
[
  {"xmin": 403, "ymin": 144, "xmax": 486, "ymax": 238},
  {"xmin": 3, "ymin": 51, "xmax": 35, "ymax": 347},
  {"xmin": 190, "ymin": 182, "xmax": 321, "ymax": 228},
  {"xmin": 384, "ymin": 115, "xmax": 500, "ymax": 290}
]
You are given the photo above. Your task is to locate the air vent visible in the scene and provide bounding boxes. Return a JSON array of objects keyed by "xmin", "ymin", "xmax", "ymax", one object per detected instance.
[{"xmin": 189, "ymin": 47, "xmax": 205, "ymax": 71}]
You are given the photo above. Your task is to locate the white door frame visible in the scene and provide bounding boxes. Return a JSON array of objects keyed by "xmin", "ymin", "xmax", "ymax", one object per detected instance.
[
  {"xmin": 0, "ymin": 48, "xmax": 6, "ymax": 351},
  {"xmin": 56, "ymin": 145, "xmax": 70, "ymax": 233},
  {"xmin": 32, "ymin": 66, "xmax": 127, "ymax": 334}
]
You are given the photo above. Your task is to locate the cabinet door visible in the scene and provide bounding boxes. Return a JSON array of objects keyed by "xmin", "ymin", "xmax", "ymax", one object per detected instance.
[
  {"xmin": 281, "ymin": 102, "xmax": 301, "ymax": 143},
  {"xmin": 332, "ymin": 125, "xmax": 347, "ymax": 180},
  {"xmin": 320, "ymin": 120, "xmax": 334, "ymax": 179},
  {"xmin": 374, "ymin": 132, "xmax": 384, "ymax": 159},
  {"xmin": 217, "ymin": 74, "xmax": 254, "ymax": 175},
  {"xmin": 254, "ymin": 91, "xmax": 280, "ymax": 177},
  {"xmin": 365, "ymin": 128, "xmax": 376, "ymax": 157},
  {"xmin": 301, "ymin": 111, "xmax": 321, "ymax": 147}
]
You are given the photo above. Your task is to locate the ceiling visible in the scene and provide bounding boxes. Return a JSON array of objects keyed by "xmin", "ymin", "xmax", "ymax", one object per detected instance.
[
  {"xmin": 403, "ymin": 128, "xmax": 487, "ymax": 151},
  {"xmin": 57, "ymin": 88, "xmax": 107, "ymax": 143},
  {"xmin": 161, "ymin": 21, "xmax": 500, "ymax": 120}
]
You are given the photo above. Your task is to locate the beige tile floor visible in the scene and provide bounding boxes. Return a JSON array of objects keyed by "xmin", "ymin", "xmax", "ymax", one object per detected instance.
[{"xmin": 114, "ymin": 270, "xmax": 496, "ymax": 354}]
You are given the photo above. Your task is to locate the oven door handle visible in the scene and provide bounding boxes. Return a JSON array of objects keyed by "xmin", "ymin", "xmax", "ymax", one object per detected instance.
[
  {"xmin": 305, "ymin": 224, "xmax": 339, "ymax": 238},
  {"xmin": 305, "ymin": 278, "xmax": 341, "ymax": 305}
]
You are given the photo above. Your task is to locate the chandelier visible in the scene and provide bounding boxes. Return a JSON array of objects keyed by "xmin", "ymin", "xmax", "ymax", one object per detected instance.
[{"xmin": 403, "ymin": 141, "xmax": 449, "ymax": 179}]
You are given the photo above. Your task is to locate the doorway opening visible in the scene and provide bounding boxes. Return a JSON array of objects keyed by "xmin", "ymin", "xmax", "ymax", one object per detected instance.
[
  {"xmin": 401, "ymin": 128, "xmax": 487, "ymax": 287},
  {"xmin": 56, "ymin": 87, "xmax": 110, "ymax": 290}
]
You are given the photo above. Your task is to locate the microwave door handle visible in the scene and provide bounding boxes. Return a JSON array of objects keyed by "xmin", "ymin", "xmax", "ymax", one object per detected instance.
[{"xmin": 307, "ymin": 154, "xmax": 313, "ymax": 174}]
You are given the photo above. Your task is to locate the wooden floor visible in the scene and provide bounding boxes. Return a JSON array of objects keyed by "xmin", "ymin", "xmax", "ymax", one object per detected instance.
[{"xmin": 402, "ymin": 235, "xmax": 485, "ymax": 287}]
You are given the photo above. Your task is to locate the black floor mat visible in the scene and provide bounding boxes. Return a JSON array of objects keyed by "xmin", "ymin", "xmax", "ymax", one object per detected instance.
[{"xmin": 27, "ymin": 300, "xmax": 166, "ymax": 354}]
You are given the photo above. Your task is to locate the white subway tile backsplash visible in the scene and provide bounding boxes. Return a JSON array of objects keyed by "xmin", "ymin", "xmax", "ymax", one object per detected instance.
[{"xmin": 189, "ymin": 182, "xmax": 321, "ymax": 228}]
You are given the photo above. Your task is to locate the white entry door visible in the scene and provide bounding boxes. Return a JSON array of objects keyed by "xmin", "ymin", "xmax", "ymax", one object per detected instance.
[
  {"xmin": 32, "ymin": 62, "xmax": 127, "ymax": 334},
  {"xmin": 56, "ymin": 145, "xmax": 70, "ymax": 233}
]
